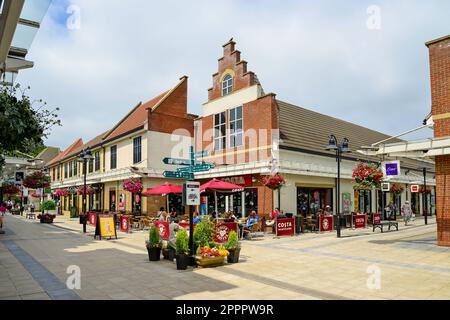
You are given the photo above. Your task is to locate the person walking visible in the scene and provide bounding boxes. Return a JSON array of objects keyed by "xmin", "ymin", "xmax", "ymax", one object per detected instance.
[{"xmin": 402, "ymin": 201, "xmax": 412, "ymax": 226}]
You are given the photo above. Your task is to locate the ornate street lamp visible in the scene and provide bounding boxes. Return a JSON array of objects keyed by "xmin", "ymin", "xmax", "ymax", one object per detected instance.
[
  {"xmin": 78, "ymin": 148, "xmax": 94, "ymax": 233},
  {"xmin": 325, "ymin": 135, "xmax": 351, "ymax": 238}
]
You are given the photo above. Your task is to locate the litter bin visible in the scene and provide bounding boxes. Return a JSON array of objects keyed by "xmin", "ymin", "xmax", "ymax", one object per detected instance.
[{"xmin": 79, "ymin": 213, "xmax": 88, "ymax": 225}]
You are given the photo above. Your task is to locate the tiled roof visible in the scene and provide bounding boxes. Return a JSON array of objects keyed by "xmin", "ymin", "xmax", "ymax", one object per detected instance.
[
  {"xmin": 47, "ymin": 138, "xmax": 84, "ymax": 166},
  {"xmin": 103, "ymin": 91, "xmax": 169, "ymax": 142}
]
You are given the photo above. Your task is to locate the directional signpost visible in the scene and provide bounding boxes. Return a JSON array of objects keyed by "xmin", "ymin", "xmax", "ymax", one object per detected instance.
[{"xmin": 163, "ymin": 146, "xmax": 214, "ymax": 179}]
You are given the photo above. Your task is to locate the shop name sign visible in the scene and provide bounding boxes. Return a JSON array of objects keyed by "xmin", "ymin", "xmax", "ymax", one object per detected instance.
[
  {"xmin": 382, "ymin": 160, "xmax": 401, "ymax": 177},
  {"xmin": 276, "ymin": 218, "xmax": 295, "ymax": 237},
  {"xmin": 411, "ymin": 185, "xmax": 420, "ymax": 193}
]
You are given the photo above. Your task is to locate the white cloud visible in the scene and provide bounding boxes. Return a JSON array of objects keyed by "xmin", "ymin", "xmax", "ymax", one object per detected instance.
[{"xmin": 17, "ymin": 0, "xmax": 450, "ymax": 148}]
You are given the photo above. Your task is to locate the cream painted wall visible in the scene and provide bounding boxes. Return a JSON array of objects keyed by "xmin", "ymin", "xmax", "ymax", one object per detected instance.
[
  {"xmin": 104, "ymin": 131, "xmax": 147, "ymax": 171},
  {"xmin": 202, "ymin": 84, "xmax": 263, "ymax": 117},
  {"xmin": 147, "ymin": 131, "xmax": 193, "ymax": 171}
]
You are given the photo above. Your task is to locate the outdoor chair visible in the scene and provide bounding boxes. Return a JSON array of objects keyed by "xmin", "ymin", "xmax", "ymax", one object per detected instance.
[{"xmin": 243, "ymin": 221, "xmax": 265, "ymax": 240}]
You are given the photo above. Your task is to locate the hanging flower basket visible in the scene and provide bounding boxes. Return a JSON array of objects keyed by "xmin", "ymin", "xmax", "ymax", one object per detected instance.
[
  {"xmin": 77, "ymin": 185, "xmax": 93, "ymax": 196},
  {"xmin": 260, "ymin": 173, "xmax": 285, "ymax": 190},
  {"xmin": 123, "ymin": 178, "xmax": 143, "ymax": 193},
  {"xmin": 1, "ymin": 183, "xmax": 20, "ymax": 196},
  {"xmin": 54, "ymin": 188, "xmax": 69, "ymax": 197},
  {"xmin": 391, "ymin": 184, "xmax": 405, "ymax": 194},
  {"xmin": 420, "ymin": 186, "xmax": 432, "ymax": 193},
  {"xmin": 352, "ymin": 162, "xmax": 383, "ymax": 190}
]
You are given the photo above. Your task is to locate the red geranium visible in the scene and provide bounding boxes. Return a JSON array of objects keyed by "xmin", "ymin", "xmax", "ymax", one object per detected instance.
[
  {"xmin": 420, "ymin": 186, "xmax": 432, "ymax": 193},
  {"xmin": 352, "ymin": 162, "xmax": 383, "ymax": 190},
  {"xmin": 123, "ymin": 178, "xmax": 143, "ymax": 193},
  {"xmin": 391, "ymin": 184, "xmax": 405, "ymax": 194},
  {"xmin": 261, "ymin": 173, "xmax": 285, "ymax": 190},
  {"xmin": 1, "ymin": 183, "xmax": 20, "ymax": 196}
]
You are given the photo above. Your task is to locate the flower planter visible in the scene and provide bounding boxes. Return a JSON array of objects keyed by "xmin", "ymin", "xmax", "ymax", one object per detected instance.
[
  {"xmin": 147, "ymin": 247, "xmax": 161, "ymax": 261},
  {"xmin": 227, "ymin": 248, "xmax": 241, "ymax": 264},
  {"xmin": 176, "ymin": 254, "xmax": 189, "ymax": 270},
  {"xmin": 38, "ymin": 214, "xmax": 55, "ymax": 224},
  {"xmin": 195, "ymin": 255, "xmax": 225, "ymax": 268}
]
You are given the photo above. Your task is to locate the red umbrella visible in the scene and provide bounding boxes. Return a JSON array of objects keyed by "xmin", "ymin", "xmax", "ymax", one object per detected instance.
[
  {"xmin": 142, "ymin": 182, "xmax": 182, "ymax": 195},
  {"xmin": 200, "ymin": 178, "xmax": 244, "ymax": 193},
  {"xmin": 200, "ymin": 178, "xmax": 244, "ymax": 214},
  {"xmin": 142, "ymin": 182, "xmax": 182, "ymax": 212}
]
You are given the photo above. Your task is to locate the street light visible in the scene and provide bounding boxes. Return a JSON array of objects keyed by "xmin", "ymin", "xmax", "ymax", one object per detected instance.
[
  {"xmin": 325, "ymin": 135, "xmax": 351, "ymax": 238},
  {"xmin": 41, "ymin": 167, "xmax": 49, "ymax": 215},
  {"xmin": 423, "ymin": 167, "xmax": 428, "ymax": 225},
  {"xmin": 78, "ymin": 148, "xmax": 94, "ymax": 233}
]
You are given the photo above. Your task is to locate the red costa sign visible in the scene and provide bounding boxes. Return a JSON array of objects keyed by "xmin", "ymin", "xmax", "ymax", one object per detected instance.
[
  {"xmin": 354, "ymin": 214, "xmax": 367, "ymax": 229},
  {"xmin": 319, "ymin": 215, "xmax": 334, "ymax": 232},
  {"xmin": 120, "ymin": 215, "xmax": 130, "ymax": 233},
  {"xmin": 373, "ymin": 213, "xmax": 382, "ymax": 225},
  {"xmin": 276, "ymin": 218, "xmax": 295, "ymax": 237},
  {"xmin": 154, "ymin": 221, "xmax": 170, "ymax": 240},
  {"xmin": 89, "ymin": 212, "xmax": 97, "ymax": 226},
  {"xmin": 215, "ymin": 222, "xmax": 238, "ymax": 243}
]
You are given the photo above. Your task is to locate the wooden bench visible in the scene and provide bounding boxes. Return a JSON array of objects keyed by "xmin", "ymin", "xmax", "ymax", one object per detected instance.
[
  {"xmin": 26, "ymin": 213, "xmax": 36, "ymax": 219},
  {"xmin": 373, "ymin": 221, "xmax": 398, "ymax": 233}
]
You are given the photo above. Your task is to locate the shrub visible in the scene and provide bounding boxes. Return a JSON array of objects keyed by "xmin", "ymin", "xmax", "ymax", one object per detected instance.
[
  {"xmin": 225, "ymin": 230, "xmax": 240, "ymax": 250},
  {"xmin": 176, "ymin": 229, "xmax": 189, "ymax": 255},
  {"xmin": 40, "ymin": 200, "xmax": 56, "ymax": 212},
  {"xmin": 147, "ymin": 225, "xmax": 161, "ymax": 248},
  {"xmin": 193, "ymin": 216, "xmax": 215, "ymax": 247}
]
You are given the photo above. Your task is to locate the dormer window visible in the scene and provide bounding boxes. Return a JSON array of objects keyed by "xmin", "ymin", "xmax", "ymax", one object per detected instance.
[{"xmin": 222, "ymin": 74, "xmax": 233, "ymax": 96}]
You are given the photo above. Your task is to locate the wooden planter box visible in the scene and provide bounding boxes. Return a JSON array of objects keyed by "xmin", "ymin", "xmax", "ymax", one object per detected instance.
[{"xmin": 195, "ymin": 256, "xmax": 225, "ymax": 268}]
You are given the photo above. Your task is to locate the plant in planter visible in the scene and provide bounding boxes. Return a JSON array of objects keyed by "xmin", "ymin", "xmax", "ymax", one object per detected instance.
[
  {"xmin": 175, "ymin": 229, "xmax": 190, "ymax": 270},
  {"xmin": 195, "ymin": 245, "xmax": 229, "ymax": 268},
  {"xmin": 224, "ymin": 230, "xmax": 241, "ymax": 263},
  {"xmin": 193, "ymin": 216, "xmax": 215, "ymax": 249},
  {"xmin": 146, "ymin": 225, "xmax": 161, "ymax": 261},
  {"xmin": 38, "ymin": 200, "xmax": 56, "ymax": 223}
]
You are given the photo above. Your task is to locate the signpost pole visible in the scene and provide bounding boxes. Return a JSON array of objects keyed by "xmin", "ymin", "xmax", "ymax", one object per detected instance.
[{"xmin": 423, "ymin": 168, "xmax": 428, "ymax": 225}]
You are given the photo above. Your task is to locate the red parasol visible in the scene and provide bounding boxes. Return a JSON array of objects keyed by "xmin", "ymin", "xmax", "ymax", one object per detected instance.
[
  {"xmin": 200, "ymin": 178, "xmax": 244, "ymax": 193},
  {"xmin": 142, "ymin": 182, "xmax": 182, "ymax": 195}
]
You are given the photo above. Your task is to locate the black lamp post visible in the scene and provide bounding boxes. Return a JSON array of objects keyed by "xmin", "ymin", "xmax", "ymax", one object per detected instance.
[
  {"xmin": 78, "ymin": 148, "xmax": 94, "ymax": 233},
  {"xmin": 40, "ymin": 167, "xmax": 49, "ymax": 215},
  {"xmin": 423, "ymin": 167, "xmax": 428, "ymax": 225},
  {"xmin": 326, "ymin": 135, "xmax": 350, "ymax": 238}
]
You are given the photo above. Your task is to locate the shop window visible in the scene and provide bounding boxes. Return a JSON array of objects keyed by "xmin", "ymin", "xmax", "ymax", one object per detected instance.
[
  {"xmin": 214, "ymin": 112, "xmax": 226, "ymax": 151},
  {"xmin": 89, "ymin": 159, "xmax": 93, "ymax": 173},
  {"xmin": 229, "ymin": 106, "xmax": 243, "ymax": 148},
  {"xmin": 222, "ymin": 74, "xmax": 233, "ymax": 96},
  {"xmin": 244, "ymin": 188, "xmax": 258, "ymax": 216},
  {"xmin": 297, "ymin": 187, "xmax": 333, "ymax": 216},
  {"xmin": 57, "ymin": 165, "xmax": 60, "ymax": 180},
  {"xmin": 64, "ymin": 163, "xmax": 68, "ymax": 179},
  {"xmin": 69, "ymin": 161, "xmax": 73, "ymax": 178},
  {"xmin": 73, "ymin": 160, "xmax": 77, "ymax": 176},
  {"xmin": 356, "ymin": 190, "xmax": 371, "ymax": 214}
]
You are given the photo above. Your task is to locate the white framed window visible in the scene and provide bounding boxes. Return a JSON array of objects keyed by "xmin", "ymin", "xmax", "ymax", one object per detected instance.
[
  {"xmin": 229, "ymin": 106, "xmax": 243, "ymax": 148},
  {"xmin": 222, "ymin": 74, "xmax": 233, "ymax": 96},
  {"xmin": 214, "ymin": 111, "xmax": 226, "ymax": 151}
]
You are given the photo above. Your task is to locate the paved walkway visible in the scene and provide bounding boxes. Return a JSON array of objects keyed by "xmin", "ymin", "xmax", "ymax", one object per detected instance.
[{"xmin": 1, "ymin": 213, "xmax": 449, "ymax": 300}]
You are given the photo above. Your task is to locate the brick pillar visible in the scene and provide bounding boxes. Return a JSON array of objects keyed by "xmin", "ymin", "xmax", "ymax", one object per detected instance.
[{"xmin": 426, "ymin": 35, "xmax": 450, "ymax": 246}]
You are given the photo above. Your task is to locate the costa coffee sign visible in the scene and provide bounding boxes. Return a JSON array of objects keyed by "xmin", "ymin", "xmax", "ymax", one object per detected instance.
[
  {"xmin": 220, "ymin": 175, "xmax": 253, "ymax": 187},
  {"xmin": 215, "ymin": 222, "xmax": 238, "ymax": 243},
  {"xmin": 89, "ymin": 212, "xmax": 97, "ymax": 226},
  {"xmin": 276, "ymin": 218, "xmax": 295, "ymax": 237},
  {"xmin": 120, "ymin": 215, "xmax": 130, "ymax": 233},
  {"xmin": 154, "ymin": 221, "xmax": 170, "ymax": 240},
  {"xmin": 319, "ymin": 216, "xmax": 333, "ymax": 232},
  {"xmin": 354, "ymin": 214, "xmax": 367, "ymax": 229}
]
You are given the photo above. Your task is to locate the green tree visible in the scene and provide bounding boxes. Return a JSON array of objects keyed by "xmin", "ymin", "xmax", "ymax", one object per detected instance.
[{"xmin": 0, "ymin": 84, "xmax": 61, "ymax": 169}]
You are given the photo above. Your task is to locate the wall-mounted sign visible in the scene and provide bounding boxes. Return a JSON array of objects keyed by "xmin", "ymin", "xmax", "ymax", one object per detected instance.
[
  {"xmin": 411, "ymin": 185, "xmax": 419, "ymax": 193},
  {"xmin": 382, "ymin": 161, "xmax": 401, "ymax": 177},
  {"xmin": 319, "ymin": 216, "xmax": 334, "ymax": 232},
  {"xmin": 381, "ymin": 183, "xmax": 390, "ymax": 192},
  {"xmin": 183, "ymin": 181, "xmax": 200, "ymax": 206}
]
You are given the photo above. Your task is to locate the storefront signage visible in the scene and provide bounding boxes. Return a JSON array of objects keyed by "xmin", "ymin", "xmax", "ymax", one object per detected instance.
[
  {"xmin": 118, "ymin": 193, "xmax": 125, "ymax": 210},
  {"xmin": 221, "ymin": 175, "xmax": 253, "ymax": 187},
  {"xmin": 373, "ymin": 213, "xmax": 382, "ymax": 225},
  {"xmin": 154, "ymin": 221, "xmax": 170, "ymax": 240},
  {"xmin": 120, "ymin": 215, "xmax": 130, "ymax": 233},
  {"xmin": 89, "ymin": 212, "xmax": 97, "ymax": 226},
  {"xmin": 411, "ymin": 185, "xmax": 419, "ymax": 193},
  {"xmin": 382, "ymin": 161, "xmax": 401, "ymax": 177},
  {"xmin": 319, "ymin": 215, "xmax": 334, "ymax": 232},
  {"xmin": 215, "ymin": 222, "xmax": 238, "ymax": 243},
  {"xmin": 183, "ymin": 181, "xmax": 200, "ymax": 206},
  {"xmin": 94, "ymin": 214, "xmax": 117, "ymax": 240},
  {"xmin": 354, "ymin": 214, "xmax": 367, "ymax": 229},
  {"xmin": 276, "ymin": 218, "xmax": 295, "ymax": 237}
]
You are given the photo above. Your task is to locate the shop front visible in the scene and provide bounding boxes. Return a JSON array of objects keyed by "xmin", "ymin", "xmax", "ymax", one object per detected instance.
[{"xmin": 297, "ymin": 187, "xmax": 333, "ymax": 217}]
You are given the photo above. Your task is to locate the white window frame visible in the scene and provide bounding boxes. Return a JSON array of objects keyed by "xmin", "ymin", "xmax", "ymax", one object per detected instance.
[
  {"xmin": 214, "ymin": 111, "xmax": 226, "ymax": 151},
  {"xmin": 222, "ymin": 74, "xmax": 233, "ymax": 96},
  {"xmin": 229, "ymin": 106, "xmax": 243, "ymax": 148}
]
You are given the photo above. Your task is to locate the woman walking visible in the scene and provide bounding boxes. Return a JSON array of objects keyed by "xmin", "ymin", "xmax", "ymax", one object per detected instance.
[{"xmin": 402, "ymin": 201, "xmax": 412, "ymax": 226}]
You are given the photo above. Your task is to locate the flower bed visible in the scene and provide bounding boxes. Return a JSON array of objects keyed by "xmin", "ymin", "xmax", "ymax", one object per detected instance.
[{"xmin": 195, "ymin": 245, "xmax": 229, "ymax": 268}]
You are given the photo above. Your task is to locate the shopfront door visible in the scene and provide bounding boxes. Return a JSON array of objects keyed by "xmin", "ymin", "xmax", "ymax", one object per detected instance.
[
  {"xmin": 297, "ymin": 187, "xmax": 333, "ymax": 217},
  {"xmin": 109, "ymin": 190, "xmax": 116, "ymax": 212}
]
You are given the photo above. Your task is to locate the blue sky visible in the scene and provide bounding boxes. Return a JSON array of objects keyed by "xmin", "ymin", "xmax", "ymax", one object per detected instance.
[{"xmin": 17, "ymin": 0, "xmax": 450, "ymax": 150}]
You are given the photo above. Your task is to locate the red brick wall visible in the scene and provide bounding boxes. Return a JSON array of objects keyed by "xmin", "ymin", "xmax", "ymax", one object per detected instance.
[
  {"xmin": 208, "ymin": 40, "xmax": 258, "ymax": 101},
  {"xmin": 148, "ymin": 76, "xmax": 194, "ymax": 136},
  {"xmin": 196, "ymin": 94, "xmax": 279, "ymax": 166},
  {"xmin": 428, "ymin": 36, "xmax": 450, "ymax": 246}
]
